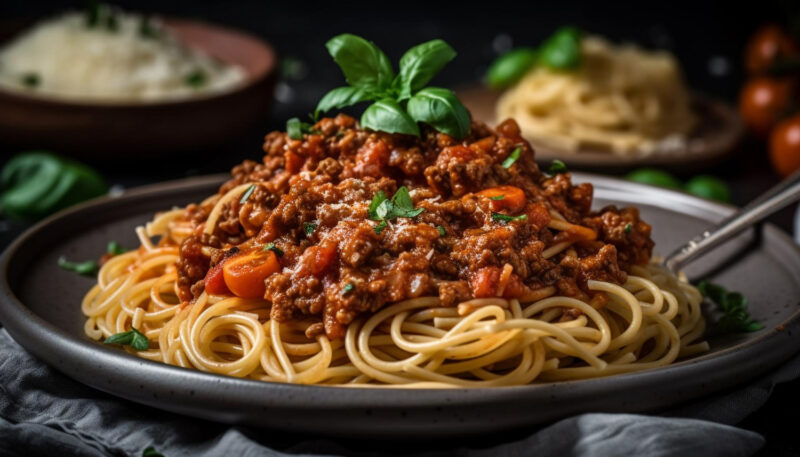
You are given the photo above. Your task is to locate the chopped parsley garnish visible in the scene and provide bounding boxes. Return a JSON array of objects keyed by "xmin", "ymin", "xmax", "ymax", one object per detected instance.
[
  {"xmin": 286, "ymin": 117, "xmax": 316, "ymax": 140},
  {"xmin": 58, "ymin": 256, "xmax": 99, "ymax": 276},
  {"xmin": 490, "ymin": 195, "xmax": 505, "ymax": 200},
  {"xmin": 139, "ymin": 17, "xmax": 160, "ymax": 39},
  {"xmin": 184, "ymin": 70, "xmax": 207, "ymax": 87},
  {"xmin": 239, "ymin": 184, "xmax": 256, "ymax": 204},
  {"xmin": 368, "ymin": 187, "xmax": 425, "ymax": 234},
  {"xmin": 21, "ymin": 73, "xmax": 40, "ymax": 88},
  {"xmin": 303, "ymin": 222, "xmax": 317, "ymax": 236},
  {"xmin": 107, "ymin": 241, "xmax": 127, "ymax": 256},
  {"xmin": 437, "ymin": 225, "xmax": 446, "ymax": 236},
  {"xmin": 502, "ymin": 147, "xmax": 521, "ymax": 169},
  {"xmin": 104, "ymin": 327, "xmax": 149, "ymax": 351},
  {"xmin": 623, "ymin": 223, "xmax": 632, "ymax": 234},
  {"xmin": 142, "ymin": 447, "xmax": 164, "ymax": 457},
  {"xmin": 697, "ymin": 280, "xmax": 763, "ymax": 333},
  {"xmin": 263, "ymin": 243, "xmax": 284, "ymax": 257},
  {"xmin": 491, "ymin": 212, "xmax": 528, "ymax": 223},
  {"xmin": 342, "ymin": 283, "xmax": 355, "ymax": 295},
  {"xmin": 548, "ymin": 159, "xmax": 568, "ymax": 175}
]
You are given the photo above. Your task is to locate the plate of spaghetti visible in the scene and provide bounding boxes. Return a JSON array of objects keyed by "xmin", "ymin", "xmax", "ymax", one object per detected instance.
[
  {"xmin": 0, "ymin": 35, "xmax": 798, "ymax": 436},
  {"xmin": 466, "ymin": 28, "xmax": 743, "ymax": 168}
]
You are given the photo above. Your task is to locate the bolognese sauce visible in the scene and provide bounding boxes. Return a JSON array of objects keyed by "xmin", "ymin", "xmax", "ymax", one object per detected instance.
[{"xmin": 176, "ymin": 114, "xmax": 653, "ymax": 339}]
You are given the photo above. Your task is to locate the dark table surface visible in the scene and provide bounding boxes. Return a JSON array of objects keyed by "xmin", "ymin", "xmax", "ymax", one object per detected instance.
[{"xmin": 1, "ymin": 0, "xmax": 799, "ymax": 454}]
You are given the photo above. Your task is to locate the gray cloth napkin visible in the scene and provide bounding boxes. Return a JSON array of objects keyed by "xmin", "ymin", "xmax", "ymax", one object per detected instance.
[{"xmin": 0, "ymin": 327, "xmax": 785, "ymax": 457}]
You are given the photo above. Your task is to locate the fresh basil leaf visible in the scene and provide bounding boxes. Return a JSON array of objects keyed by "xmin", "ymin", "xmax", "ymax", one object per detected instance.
[
  {"xmin": 502, "ymin": 147, "xmax": 521, "ymax": 169},
  {"xmin": 549, "ymin": 159, "xmax": 568, "ymax": 175},
  {"xmin": 623, "ymin": 223, "xmax": 632, "ymax": 234},
  {"xmin": 486, "ymin": 47, "xmax": 538, "ymax": 89},
  {"xmin": 491, "ymin": 212, "xmax": 528, "ymax": 223},
  {"xmin": 539, "ymin": 27, "xmax": 582, "ymax": 70},
  {"xmin": 697, "ymin": 280, "xmax": 762, "ymax": 333},
  {"xmin": 390, "ymin": 186, "xmax": 424, "ymax": 218},
  {"xmin": 325, "ymin": 34, "xmax": 394, "ymax": 91},
  {"xmin": 263, "ymin": 242, "xmax": 284, "ymax": 257},
  {"xmin": 303, "ymin": 222, "xmax": 317, "ymax": 236},
  {"xmin": 184, "ymin": 69, "xmax": 207, "ymax": 87},
  {"xmin": 316, "ymin": 86, "xmax": 374, "ymax": 117},
  {"xmin": 396, "ymin": 39, "xmax": 457, "ymax": 100},
  {"xmin": 436, "ymin": 225, "xmax": 446, "ymax": 236},
  {"xmin": 58, "ymin": 256, "xmax": 99, "ymax": 276},
  {"xmin": 239, "ymin": 184, "xmax": 256, "ymax": 204},
  {"xmin": 21, "ymin": 73, "xmax": 40, "ymax": 88},
  {"xmin": 142, "ymin": 447, "xmax": 165, "ymax": 457},
  {"xmin": 0, "ymin": 152, "xmax": 106, "ymax": 221},
  {"xmin": 375, "ymin": 199, "xmax": 393, "ymax": 220},
  {"xmin": 490, "ymin": 195, "xmax": 505, "ymax": 200},
  {"xmin": 139, "ymin": 17, "xmax": 160, "ymax": 39},
  {"xmin": 406, "ymin": 87, "xmax": 470, "ymax": 139},
  {"xmin": 373, "ymin": 220, "xmax": 388, "ymax": 234},
  {"xmin": 368, "ymin": 190, "xmax": 388, "ymax": 220},
  {"xmin": 287, "ymin": 117, "xmax": 303, "ymax": 140},
  {"xmin": 361, "ymin": 99, "xmax": 420, "ymax": 136},
  {"xmin": 107, "ymin": 241, "xmax": 127, "ymax": 256},
  {"xmin": 105, "ymin": 327, "xmax": 149, "ymax": 351}
]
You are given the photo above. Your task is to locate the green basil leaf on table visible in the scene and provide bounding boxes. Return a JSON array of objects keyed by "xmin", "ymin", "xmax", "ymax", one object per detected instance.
[
  {"xmin": 361, "ymin": 98, "xmax": 420, "ymax": 136},
  {"xmin": 396, "ymin": 39, "xmax": 457, "ymax": 100},
  {"xmin": 486, "ymin": 47, "xmax": 538, "ymax": 89},
  {"xmin": 406, "ymin": 87, "xmax": 471, "ymax": 139},
  {"xmin": 539, "ymin": 26, "xmax": 582, "ymax": 70},
  {"xmin": 325, "ymin": 34, "xmax": 395, "ymax": 91},
  {"xmin": 315, "ymin": 86, "xmax": 374, "ymax": 117},
  {"xmin": 107, "ymin": 241, "xmax": 127, "ymax": 256},
  {"xmin": 0, "ymin": 151, "xmax": 107, "ymax": 221}
]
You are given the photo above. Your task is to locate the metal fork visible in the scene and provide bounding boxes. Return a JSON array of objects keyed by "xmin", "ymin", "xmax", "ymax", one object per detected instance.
[{"xmin": 663, "ymin": 169, "xmax": 800, "ymax": 274}]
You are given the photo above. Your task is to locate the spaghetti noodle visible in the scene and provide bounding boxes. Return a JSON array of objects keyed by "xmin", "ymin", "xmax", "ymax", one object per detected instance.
[
  {"xmin": 81, "ymin": 169, "xmax": 708, "ymax": 387},
  {"xmin": 496, "ymin": 36, "xmax": 695, "ymax": 155}
]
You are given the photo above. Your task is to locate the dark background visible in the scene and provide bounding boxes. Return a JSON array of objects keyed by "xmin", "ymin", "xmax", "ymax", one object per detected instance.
[{"xmin": 1, "ymin": 1, "xmax": 799, "ymax": 455}]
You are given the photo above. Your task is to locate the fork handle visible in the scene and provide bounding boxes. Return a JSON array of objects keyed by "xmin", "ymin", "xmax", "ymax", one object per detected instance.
[{"xmin": 663, "ymin": 168, "xmax": 800, "ymax": 273}]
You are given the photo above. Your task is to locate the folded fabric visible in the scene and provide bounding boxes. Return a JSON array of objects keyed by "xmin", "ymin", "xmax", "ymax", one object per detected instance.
[{"xmin": 0, "ymin": 329, "xmax": 769, "ymax": 457}]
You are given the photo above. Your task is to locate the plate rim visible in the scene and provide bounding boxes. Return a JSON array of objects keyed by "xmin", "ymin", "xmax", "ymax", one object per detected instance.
[{"xmin": 1, "ymin": 173, "xmax": 799, "ymax": 432}]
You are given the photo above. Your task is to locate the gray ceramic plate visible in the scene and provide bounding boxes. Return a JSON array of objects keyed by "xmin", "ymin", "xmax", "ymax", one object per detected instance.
[{"xmin": 1, "ymin": 174, "xmax": 799, "ymax": 438}]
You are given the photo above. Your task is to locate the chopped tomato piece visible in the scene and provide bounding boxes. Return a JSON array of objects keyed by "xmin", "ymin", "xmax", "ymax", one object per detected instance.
[
  {"xmin": 204, "ymin": 261, "xmax": 230, "ymax": 296},
  {"xmin": 222, "ymin": 249, "xmax": 281, "ymax": 299},
  {"xmin": 471, "ymin": 266, "xmax": 500, "ymax": 298},
  {"xmin": 478, "ymin": 186, "xmax": 526, "ymax": 212},
  {"xmin": 299, "ymin": 241, "xmax": 338, "ymax": 276}
]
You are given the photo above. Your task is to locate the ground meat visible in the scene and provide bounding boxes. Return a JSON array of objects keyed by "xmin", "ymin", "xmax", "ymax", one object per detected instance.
[{"xmin": 174, "ymin": 114, "xmax": 655, "ymax": 339}]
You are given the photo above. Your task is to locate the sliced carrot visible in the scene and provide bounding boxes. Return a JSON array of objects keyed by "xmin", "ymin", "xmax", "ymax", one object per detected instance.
[{"xmin": 477, "ymin": 186, "xmax": 526, "ymax": 212}]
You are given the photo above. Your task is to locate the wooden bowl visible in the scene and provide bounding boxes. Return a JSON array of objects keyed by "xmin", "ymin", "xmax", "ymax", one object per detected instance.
[
  {"xmin": 0, "ymin": 19, "xmax": 277, "ymax": 158},
  {"xmin": 458, "ymin": 85, "xmax": 744, "ymax": 171}
]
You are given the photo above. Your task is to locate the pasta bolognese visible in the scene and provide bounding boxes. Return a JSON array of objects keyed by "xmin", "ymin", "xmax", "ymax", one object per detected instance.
[{"xmin": 81, "ymin": 113, "xmax": 708, "ymax": 387}]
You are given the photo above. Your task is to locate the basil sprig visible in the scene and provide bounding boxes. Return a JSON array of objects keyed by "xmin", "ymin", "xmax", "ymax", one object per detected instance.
[
  {"xmin": 697, "ymin": 280, "xmax": 763, "ymax": 333},
  {"xmin": 487, "ymin": 27, "xmax": 583, "ymax": 89},
  {"xmin": 104, "ymin": 327, "xmax": 149, "ymax": 351},
  {"xmin": 368, "ymin": 187, "xmax": 425, "ymax": 234},
  {"xmin": 316, "ymin": 34, "xmax": 470, "ymax": 139}
]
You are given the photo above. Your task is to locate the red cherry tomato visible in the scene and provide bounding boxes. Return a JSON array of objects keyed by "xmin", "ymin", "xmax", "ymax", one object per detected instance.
[
  {"xmin": 739, "ymin": 77, "xmax": 793, "ymax": 136},
  {"xmin": 222, "ymin": 249, "xmax": 281, "ymax": 299},
  {"xmin": 769, "ymin": 114, "xmax": 800, "ymax": 177},
  {"xmin": 745, "ymin": 24, "xmax": 799, "ymax": 75}
]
